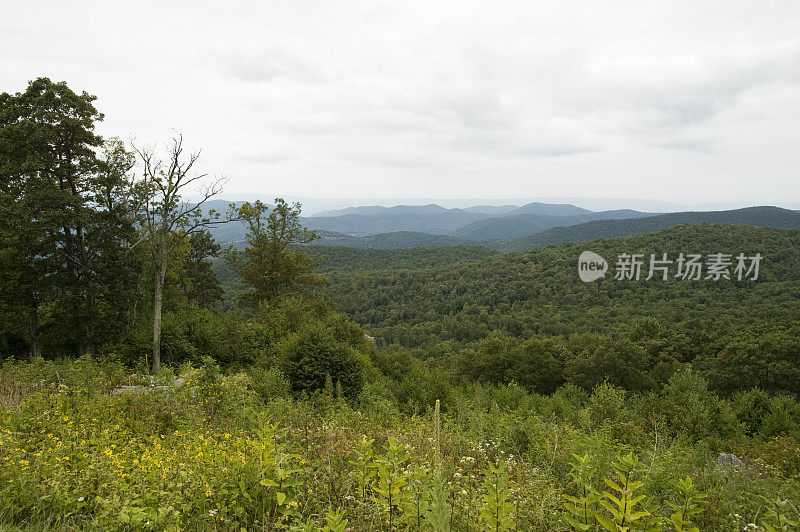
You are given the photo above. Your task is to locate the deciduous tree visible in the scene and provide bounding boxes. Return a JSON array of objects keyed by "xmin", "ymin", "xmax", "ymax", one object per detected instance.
[
  {"xmin": 226, "ymin": 198, "xmax": 325, "ymax": 307},
  {"xmin": 133, "ymin": 135, "xmax": 228, "ymax": 371}
]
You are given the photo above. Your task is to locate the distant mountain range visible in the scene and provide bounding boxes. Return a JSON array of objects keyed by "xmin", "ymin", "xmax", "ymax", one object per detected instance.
[
  {"xmin": 202, "ymin": 199, "xmax": 800, "ymax": 252},
  {"xmin": 489, "ymin": 206, "xmax": 800, "ymax": 251},
  {"xmin": 451, "ymin": 209, "xmax": 655, "ymax": 240},
  {"xmin": 302, "ymin": 206, "xmax": 486, "ymax": 235},
  {"xmin": 302, "ymin": 201, "xmax": 615, "ymax": 237}
]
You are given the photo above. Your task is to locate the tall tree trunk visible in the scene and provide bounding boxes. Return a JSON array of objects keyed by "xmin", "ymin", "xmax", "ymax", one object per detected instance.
[
  {"xmin": 85, "ymin": 325, "xmax": 96, "ymax": 355},
  {"xmin": 129, "ymin": 298, "xmax": 138, "ymax": 330},
  {"xmin": 0, "ymin": 331, "xmax": 9, "ymax": 356},
  {"xmin": 84, "ymin": 291, "xmax": 96, "ymax": 355},
  {"xmin": 28, "ymin": 307, "xmax": 42, "ymax": 361},
  {"xmin": 152, "ymin": 259, "xmax": 167, "ymax": 373}
]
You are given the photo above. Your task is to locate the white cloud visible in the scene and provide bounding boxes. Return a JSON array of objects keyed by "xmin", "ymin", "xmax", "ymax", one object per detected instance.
[{"xmin": 1, "ymin": 0, "xmax": 799, "ymax": 204}]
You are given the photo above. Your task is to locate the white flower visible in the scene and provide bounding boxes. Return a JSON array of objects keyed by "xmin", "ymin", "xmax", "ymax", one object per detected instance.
[
  {"xmin": 209, "ymin": 509, "xmax": 218, "ymax": 517},
  {"xmin": 77, "ymin": 496, "xmax": 84, "ymax": 502}
]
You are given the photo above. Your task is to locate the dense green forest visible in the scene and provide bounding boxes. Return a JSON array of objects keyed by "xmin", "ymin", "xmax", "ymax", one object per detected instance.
[
  {"xmin": 319, "ymin": 224, "xmax": 800, "ymax": 396},
  {"xmin": 2, "ymin": 78, "xmax": 799, "ymax": 530},
  {"xmin": 310, "ymin": 231, "xmax": 479, "ymax": 249},
  {"xmin": 324, "ymin": 224, "xmax": 800, "ymax": 344},
  {"xmin": 306, "ymin": 245, "xmax": 499, "ymax": 274}
]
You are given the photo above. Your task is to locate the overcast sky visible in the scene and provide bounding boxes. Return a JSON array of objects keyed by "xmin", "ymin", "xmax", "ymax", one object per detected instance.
[{"xmin": 3, "ymin": 1, "xmax": 799, "ymax": 207}]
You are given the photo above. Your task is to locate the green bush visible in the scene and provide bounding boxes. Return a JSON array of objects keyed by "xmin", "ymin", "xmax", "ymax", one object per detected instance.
[
  {"xmin": 760, "ymin": 395, "xmax": 800, "ymax": 439},
  {"xmin": 656, "ymin": 370, "xmax": 742, "ymax": 442},
  {"xmin": 732, "ymin": 388, "xmax": 773, "ymax": 436},
  {"xmin": 277, "ymin": 322, "xmax": 369, "ymax": 397},
  {"xmin": 396, "ymin": 360, "xmax": 454, "ymax": 413},
  {"xmin": 246, "ymin": 365, "xmax": 291, "ymax": 402}
]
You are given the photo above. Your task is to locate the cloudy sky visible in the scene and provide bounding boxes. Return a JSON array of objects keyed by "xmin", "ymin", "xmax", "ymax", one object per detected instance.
[{"xmin": 3, "ymin": 0, "xmax": 799, "ymax": 208}]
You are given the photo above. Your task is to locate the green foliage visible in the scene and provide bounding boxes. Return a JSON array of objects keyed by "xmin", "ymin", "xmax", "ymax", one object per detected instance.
[
  {"xmin": 322, "ymin": 224, "xmax": 800, "ymax": 397},
  {"xmin": 372, "ymin": 437, "xmax": 410, "ymax": 530},
  {"xmin": 759, "ymin": 497, "xmax": 800, "ymax": 532},
  {"xmin": 0, "ymin": 78, "xmax": 143, "ymax": 358},
  {"xmin": 226, "ymin": 198, "xmax": 325, "ymax": 307},
  {"xmin": 596, "ymin": 453, "xmax": 650, "ymax": 532},
  {"xmin": 109, "ymin": 306, "xmax": 248, "ymax": 367},
  {"xmin": 696, "ymin": 321, "xmax": 800, "ymax": 396},
  {"xmin": 277, "ymin": 320, "xmax": 369, "ymax": 397},
  {"xmin": 563, "ymin": 452, "xmax": 602, "ymax": 531},
  {"xmin": 480, "ymin": 460, "xmax": 516, "ymax": 531},
  {"xmin": 567, "ymin": 335, "xmax": 653, "ymax": 392},
  {"xmin": 322, "ymin": 507, "xmax": 349, "ymax": 532},
  {"xmin": 655, "ymin": 370, "xmax": 741, "ymax": 441},
  {"xmin": 397, "ymin": 360, "xmax": 454, "ymax": 413},
  {"xmin": 732, "ymin": 388, "xmax": 774, "ymax": 436},
  {"xmin": 246, "ymin": 365, "xmax": 291, "ymax": 402},
  {"xmin": 454, "ymin": 336, "xmax": 565, "ymax": 394},
  {"xmin": 0, "ymin": 359, "xmax": 798, "ymax": 530},
  {"xmin": 665, "ymin": 476, "xmax": 706, "ymax": 532},
  {"xmin": 586, "ymin": 382, "xmax": 633, "ymax": 441},
  {"xmin": 309, "ymin": 244, "xmax": 498, "ymax": 273},
  {"xmin": 179, "ymin": 230, "xmax": 223, "ymax": 308}
]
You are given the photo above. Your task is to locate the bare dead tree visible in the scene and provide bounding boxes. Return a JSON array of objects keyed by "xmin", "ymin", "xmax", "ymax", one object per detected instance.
[{"xmin": 133, "ymin": 135, "xmax": 230, "ymax": 372}]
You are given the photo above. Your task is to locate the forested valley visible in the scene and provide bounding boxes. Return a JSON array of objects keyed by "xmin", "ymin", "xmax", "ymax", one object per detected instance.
[{"xmin": 2, "ymin": 78, "xmax": 799, "ymax": 530}]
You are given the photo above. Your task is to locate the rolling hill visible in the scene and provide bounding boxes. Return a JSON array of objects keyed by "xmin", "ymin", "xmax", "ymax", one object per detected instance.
[
  {"xmin": 302, "ymin": 207, "xmax": 487, "ymax": 235},
  {"xmin": 310, "ymin": 231, "xmax": 477, "ymax": 249},
  {"xmin": 490, "ymin": 206, "xmax": 800, "ymax": 251},
  {"xmin": 504, "ymin": 201, "xmax": 593, "ymax": 216},
  {"xmin": 307, "ymin": 245, "xmax": 498, "ymax": 273},
  {"xmin": 462, "ymin": 205, "xmax": 519, "ymax": 215},
  {"xmin": 204, "ymin": 200, "xmax": 800, "ymax": 252},
  {"xmin": 301, "ymin": 201, "xmax": 634, "ymax": 237},
  {"xmin": 451, "ymin": 209, "xmax": 653, "ymax": 240},
  {"xmin": 322, "ymin": 223, "xmax": 800, "ymax": 348}
]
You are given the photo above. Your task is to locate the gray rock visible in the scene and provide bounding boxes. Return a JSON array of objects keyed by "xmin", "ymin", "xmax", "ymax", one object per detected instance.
[
  {"xmin": 112, "ymin": 377, "xmax": 186, "ymax": 395},
  {"xmin": 716, "ymin": 452, "xmax": 744, "ymax": 472}
]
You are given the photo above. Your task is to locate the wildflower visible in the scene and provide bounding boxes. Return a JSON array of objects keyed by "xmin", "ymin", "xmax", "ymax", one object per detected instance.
[{"xmin": 208, "ymin": 509, "xmax": 218, "ymax": 517}]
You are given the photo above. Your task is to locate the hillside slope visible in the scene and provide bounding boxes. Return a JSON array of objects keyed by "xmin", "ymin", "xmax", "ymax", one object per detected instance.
[
  {"xmin": 323, "ymin": 224, "xmax": 800, "ymax": 347},
  {"xmin": 490, "ymin": 206, "xmax": 800, "ymax": 251},
  {"xmin": 311, "ymin": 231, "xmax": 477, "ymax": 249},
  {"xmin": 452, "ymin": 209, "xmax": 653, "ymax": 240},
  {"xmin": 308, "ymin": 245, "xmax": 498, "ymax": 273},
  {"xmin": 302, "ymin": 208, "xmax": 488, "ymax": 235}
]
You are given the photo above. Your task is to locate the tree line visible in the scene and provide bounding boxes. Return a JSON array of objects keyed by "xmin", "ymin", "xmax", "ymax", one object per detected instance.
[{"xmin": 0, "ymin": 78, "xmax": 327, "ymax": 372}]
